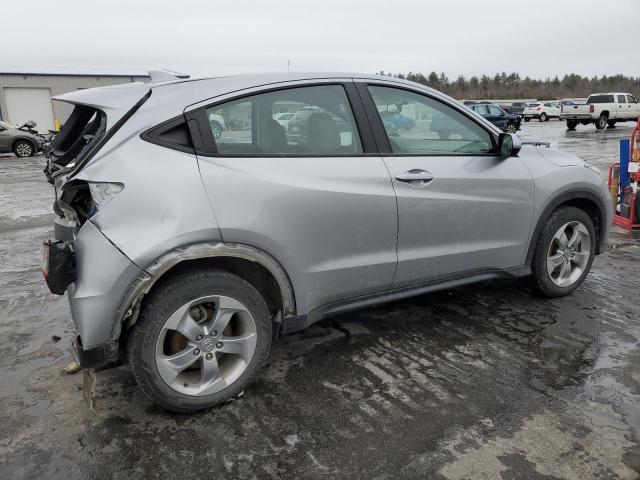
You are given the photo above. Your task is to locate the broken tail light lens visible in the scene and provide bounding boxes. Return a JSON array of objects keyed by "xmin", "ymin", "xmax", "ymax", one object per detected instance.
[{"xmin": 87, "ymin": 182, "xmax": 124, "ymax": 212}]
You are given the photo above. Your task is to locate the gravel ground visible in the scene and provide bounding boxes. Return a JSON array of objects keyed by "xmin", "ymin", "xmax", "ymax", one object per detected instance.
[{"xmin": 0, "ymin": 120, "xmax": 639, "ymax": 479}]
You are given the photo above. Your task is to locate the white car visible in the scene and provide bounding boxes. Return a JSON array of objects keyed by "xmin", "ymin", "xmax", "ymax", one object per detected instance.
[
  {"xmin": 523, "ymin": 102, "xmax": 561, "ymax": 122},
  {"xmin": 272, "ymin": 112, "xmax": 295, "ymax": 129},
  {"xmin": 560, "ymin": 93, "xmax": 640, "ymax": 130},
  {"xmin": 208, "ymin": 113, "xmax": 227, "ymax": 138}
]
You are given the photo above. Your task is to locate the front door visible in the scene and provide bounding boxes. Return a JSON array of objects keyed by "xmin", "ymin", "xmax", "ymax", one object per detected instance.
[
  {"xmin": 362, "ymin": 84, "xmax": 534, "ymax": 288},
  {"xmin": 192, "ymin": 82, "xmax": 398, "ymax": 314}
]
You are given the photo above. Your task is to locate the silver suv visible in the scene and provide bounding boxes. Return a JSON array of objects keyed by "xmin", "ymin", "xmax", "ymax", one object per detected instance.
[{"xmin": 43, "ymin": 73, "xmax": 612, "ymax": 412}]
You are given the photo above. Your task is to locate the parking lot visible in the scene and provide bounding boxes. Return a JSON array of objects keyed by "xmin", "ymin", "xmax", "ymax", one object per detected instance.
[{"xmin": 1, "ymin": 120, "xmax": 639, "ymax": 479}]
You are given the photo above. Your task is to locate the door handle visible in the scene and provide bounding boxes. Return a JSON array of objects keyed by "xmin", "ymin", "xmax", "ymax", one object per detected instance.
[{"xmin": 395, "ymin": 169, "xmax": 434, "ymax": 185}]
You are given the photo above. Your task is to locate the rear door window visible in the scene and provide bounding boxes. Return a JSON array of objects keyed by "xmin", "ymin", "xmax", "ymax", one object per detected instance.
[
  {"xmin": 367, "ymin": 85, "xmax": 493, "ymax": 155},
  {"xmin": 205, "ymin": 85, "xmax": 362, "ymax": 156},
  {"xmin": 588, "ymin": 95, "xmax": 615, "ymax": 104}
]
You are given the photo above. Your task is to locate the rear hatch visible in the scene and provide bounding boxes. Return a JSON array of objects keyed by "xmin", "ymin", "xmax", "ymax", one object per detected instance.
[{"xmin": 45, "ymin": 82, "xmax": 151, "ymax": 185}]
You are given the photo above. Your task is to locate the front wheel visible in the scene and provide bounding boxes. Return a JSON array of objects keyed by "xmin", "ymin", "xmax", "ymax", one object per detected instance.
[
  {"xmin": 595, "ymin": 115, "xmax": 607, "ymax": 130},
  {"xmin": 505, "ymin": 123, "xmax": 518, "ymax": 134},
  {"xmin": 531, "ymin": 206, "xmax": 595, "ymax": 297},
  {"xmin": 13, "ymin": 140, "xmax": 34, "ymax": 157},
  {"xmin": 539, "ymin": 113, "xmax": 547, "ymax": 122},
  {"xmin": 128, "ymin": 269, "xmax": 272, "ymax": 412},
  {"xmin": 524, "ymin": 117, "xmax": 530, "ymax": 122}
]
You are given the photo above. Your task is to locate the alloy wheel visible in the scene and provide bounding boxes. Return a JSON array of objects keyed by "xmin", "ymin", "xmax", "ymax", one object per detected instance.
[
  {"xmin": 155, "ymin": 295, "xmax": 257, "ymax": 396},
  {"xmin": 506, "ymin": 123, "xmax": 517, "ymax": 133},
  {"xmin": 15, "ymin": 142, "xmax": 33, "ymax": 157},
  {"xmin": 546, "ymin": 221, "xmax": 591, "ymax": 287}
]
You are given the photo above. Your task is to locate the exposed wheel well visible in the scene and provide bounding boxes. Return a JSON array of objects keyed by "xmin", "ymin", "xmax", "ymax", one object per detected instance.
[
  {"xmin": 145, "ymin": 256, "xmax": 284, "ymax": 319},
  {"xmin": 600, "ymin": 111, "xmax": 609, "ymax": 118}
]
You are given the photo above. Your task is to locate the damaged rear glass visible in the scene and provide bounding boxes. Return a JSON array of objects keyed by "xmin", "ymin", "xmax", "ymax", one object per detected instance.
[{"xmin": 45, "ymin": 105, "xmax": 107, "ymax": 181}]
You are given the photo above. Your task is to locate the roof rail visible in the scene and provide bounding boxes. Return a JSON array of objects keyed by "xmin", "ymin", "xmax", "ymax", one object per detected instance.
[{"xmin": 148, "ymin": 70, "xmax": 191, "ymax": 82}]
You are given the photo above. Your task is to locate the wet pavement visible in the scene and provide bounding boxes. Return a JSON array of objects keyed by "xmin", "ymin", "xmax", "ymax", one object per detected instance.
[{"xmin": 1, "ymin": 120, "xmax": 639, "ymax": 479}]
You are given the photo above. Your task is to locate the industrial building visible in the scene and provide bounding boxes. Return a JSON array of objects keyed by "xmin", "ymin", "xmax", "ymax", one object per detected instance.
[{"xmin": 0, "ymin": 66, "xmax": 150, "ymax": 132}]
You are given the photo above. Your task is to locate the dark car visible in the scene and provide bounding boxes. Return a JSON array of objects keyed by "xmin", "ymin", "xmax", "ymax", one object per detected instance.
[
  {"xmin": 0, "ymin": 120, "xmax": 45, "ymax": 157},
  {"xmin": 499, "ymin": 102, "xmax": 527, "ymax": 115},
  {"xmin": 468, "ymin": 104, "xmax": 521, "ymax": 133}
]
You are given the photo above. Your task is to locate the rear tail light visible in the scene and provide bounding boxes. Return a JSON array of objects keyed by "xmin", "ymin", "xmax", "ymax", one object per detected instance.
[
  {"xmin": 589, "ymin": 104, "xmax": 595, "ymax": 113},
  {"xmin": 87, "ymin": 182, "xmax": 124, "ymax": 213}
]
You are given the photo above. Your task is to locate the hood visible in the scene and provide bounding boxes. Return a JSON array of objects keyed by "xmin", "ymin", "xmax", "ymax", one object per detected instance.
[{"xmin": 535, "ymin": 147, "xmax": 585, "ymax": 167}]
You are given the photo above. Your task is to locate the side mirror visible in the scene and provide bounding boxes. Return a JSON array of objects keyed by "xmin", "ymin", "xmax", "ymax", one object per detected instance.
[{"xmin": 498, "ymin": 133, "xmax": 521, "ymax": 157}]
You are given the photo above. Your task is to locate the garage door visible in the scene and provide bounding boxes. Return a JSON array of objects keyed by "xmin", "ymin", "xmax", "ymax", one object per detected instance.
[{"xmin": 4, "ymin": 87, "xmax": 54, "ymax": 133}]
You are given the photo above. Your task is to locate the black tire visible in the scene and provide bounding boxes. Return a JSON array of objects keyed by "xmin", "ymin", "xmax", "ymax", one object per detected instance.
[
  {"xmin": 607, "ymin": 120, "xmax": 616, "ymax": 128},
  {"xmin": 505, "ymin": 123, "xmax": 518, "ymax": 134},
  {"xmin": 595, "ymin": 114, "xmax": 607, "ymax": 130},
  {"xmin": 13, "ymin": 140, "xmax": 34, "ymax": 157},
  {"xmin": 524, "ymin": 117, "xmax": 530, "ymax": 122},
  {"xmin": 566, "ymin": 120, "xmax": 578, "ymax": 130},
  {"xmin": 128, "ymin": 269, "xmax": 272, "ymax": 413},
  {"xmin": 531, "ymin": 206, "xmax": 596, "ymax": 298},
  {"xmin": 539, "ymin": 113, "xmax": 547, "ymax": 122}
]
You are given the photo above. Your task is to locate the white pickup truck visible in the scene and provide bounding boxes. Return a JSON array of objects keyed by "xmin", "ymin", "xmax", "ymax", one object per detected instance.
[{"xmin": 560, "ymin": 93, "xmax": 640, "ymax": 130}]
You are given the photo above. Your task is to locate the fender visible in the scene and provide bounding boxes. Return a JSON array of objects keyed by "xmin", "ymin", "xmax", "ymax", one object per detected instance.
[
  {"xmin": 525, "ymin": 188, "xmax": 607, "ymax": 265},
  {"xmin": 110, "ymin": 241, "xmax": 297, "ymax": 340}
]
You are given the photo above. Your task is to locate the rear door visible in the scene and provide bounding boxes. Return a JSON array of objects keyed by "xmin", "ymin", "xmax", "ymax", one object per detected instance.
[
  {"xmin": 359, "ymin": 82, "xmax": 534, "ymax": 288},
  {"xmin": 486, "ymin": 105, "xmax": 509, "ymax": 130},
  {"xmin": 626, "ymin": 95, "xmax": 639, "ymax": 118},
  {"xmin": 189, "ymin": 81, "xmax": 398, "ymax": 314}
]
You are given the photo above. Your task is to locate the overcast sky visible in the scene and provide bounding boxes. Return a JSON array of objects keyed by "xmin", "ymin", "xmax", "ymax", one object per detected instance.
[{"xmin": 3, "ymin": 0, "xmax": 638, "ymax": 79}]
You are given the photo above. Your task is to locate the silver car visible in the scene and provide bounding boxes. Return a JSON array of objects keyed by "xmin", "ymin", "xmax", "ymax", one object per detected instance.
[
  {"xmin": 43, "ymin": 73, "xmax": 612, "ymax": 412},
  {"xmin": 0, "ymin": 120, "xmax": 45, "ymax": 157}
]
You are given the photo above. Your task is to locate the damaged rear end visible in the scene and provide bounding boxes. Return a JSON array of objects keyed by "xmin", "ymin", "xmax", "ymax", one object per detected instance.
[{"xmin": 43, "ymin": 83, "xmax": 151, "ymax": 368}]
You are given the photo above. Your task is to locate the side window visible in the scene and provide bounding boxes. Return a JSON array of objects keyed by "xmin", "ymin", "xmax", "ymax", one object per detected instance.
[
  {"xmin": 474, "ymin": 104, "xmax": 490, "ymax": 115},
  {"xmin": 617, "ymin": 95, "xmax": 627, "ymax": 103},
  {"xmin": 627, "ymin": 95, "xmax": 637, "ymax": 104},
  {"xmin": 368, "ymin": 86, "xmax": 493, "ymax": 155},
  {"xmin": 205, "ymin": 85, "xmax": 362, "ymax": 156},
  {"xmin": 488, "ymin": 105, "xmax": 503, "ymax": 116}
]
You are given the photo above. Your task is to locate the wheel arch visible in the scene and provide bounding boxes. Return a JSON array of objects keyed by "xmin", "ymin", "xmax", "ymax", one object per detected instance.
[
  {"xmin": 12, "ymin": 137, "xmax": 35, "ymax": 152},
  {"xmin": 113, "ymin": 242, "xmax": 297, "ymax": 341},
  {"xmin": 525, "ymin": 190, "xmax": 605, "ymax": 265}
]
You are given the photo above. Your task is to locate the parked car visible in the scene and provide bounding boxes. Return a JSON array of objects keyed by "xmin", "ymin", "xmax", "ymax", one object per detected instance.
[
  {"xmin": 287, "ymin": 106, "xmax": 351, "ymax": 144},
  {"xmin": 499, "ymin": 102, "xmax": 527, "ymax": 116},
  {"xmin": 560, "ymin": 93, "xmax": 640, "ymax": 130},
  {"xmin": 382, "ymin": 112, "xmax": 416, "ymax": 130},
  {"xmin": 208, "ymin": 113, "xmax": 227, "ymax": 139},
  {"xmin": 523, "ymin": 102, "xmax": 561, "ymax": 122},
  {"xmin": 0, "ymin": 120, "xmax": 45, "ymax": 157},
  {"xmin": 272, "ymin": 112, "xmax": 295, "ymax": 129},
  {"xmin": 43, "ymin": 72, "xmax": 611, "ymax": 412},
  {"xmin": 468, "ymin": 103, "xmax": 521, "ymax": 133}
]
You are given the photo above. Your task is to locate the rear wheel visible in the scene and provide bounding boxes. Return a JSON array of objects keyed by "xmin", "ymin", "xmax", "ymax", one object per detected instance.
[
  {"xmin": 566, "ymin": 119, "xmax": 578, "ymax": 130},
  {"xmin": 524, "ymin": 117, "xmax": 530, "ymax": 122},
  {"xmin": 128, "ymin": 269, "xmax": 272, "ymax": 412},
  {"xmin": 211, "ymin": 121, "xmax": 223, "ymax": 139},
  {"xmin": 13, "ymin": 140, "xmax": 34, "ymax": 157},
  {"xmin": 539, "ymin": 113, "xmax": 547, "ymax": 122},
  {"xmin": 595, "ymin": 114, "xmax": 607, "ymax": 130},
  {"xmin": 531, "ymin": 206, "xmax": 595, "ymax": 297}
]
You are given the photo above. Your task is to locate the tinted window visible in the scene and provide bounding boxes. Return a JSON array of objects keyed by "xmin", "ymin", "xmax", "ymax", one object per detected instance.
[
  {"xmin": 617, "ymin": 95, "xmax": 627, "ymax": 103},
  {"xmin": 627, "ymin": 95, "xmax": 637, "ymax": 104},
  {"xmin": 587, "ymin": 95, "xmax": 615, "ymax": 104},
  {"xmin": 205, "ymin": 85, "xmax": 362, "ymax": 156},
  {"xmin": 528, "ymin": 103, "xmax": 540, "ymax": 107},
  {"xmin": 488, "ymin": 105, "xmax": 503, "ymax": 115},
  {"xmin": 473, "ymin": 105, "xmax": 490, "ymax": 115},
  {"xmin": 368, "ymin": 86, "xmax": 493, "ymax": 155}
]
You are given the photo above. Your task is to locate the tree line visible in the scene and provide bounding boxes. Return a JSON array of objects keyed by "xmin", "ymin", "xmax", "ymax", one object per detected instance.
[{"xmin": 378, "ymin": 71, "xmax": 640, "ymax": 100}]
